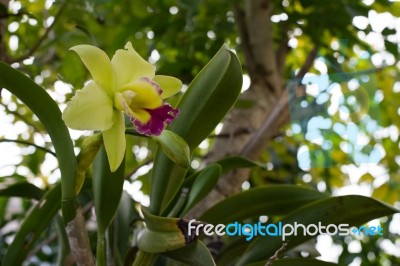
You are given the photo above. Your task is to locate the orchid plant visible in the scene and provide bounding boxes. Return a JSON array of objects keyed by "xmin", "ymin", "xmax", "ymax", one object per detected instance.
[{"xmin": 63, "ymin": 42, "xmax": 181, "ymax": 171}]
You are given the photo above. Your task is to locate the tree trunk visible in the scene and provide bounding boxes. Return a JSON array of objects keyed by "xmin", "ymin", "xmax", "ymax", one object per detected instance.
[
  {"xmin": 185, "ymin": 0, "xmax": 286, "ymax": 219},
  {"xmin": 185, "ymin": 0, "xmax": 318, "ymax": 219}
]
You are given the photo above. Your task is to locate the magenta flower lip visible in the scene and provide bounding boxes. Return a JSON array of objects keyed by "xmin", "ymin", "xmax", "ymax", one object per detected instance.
[{"xmin": 132, "ymin": 105, "xmax": 180, "ymax": 136}]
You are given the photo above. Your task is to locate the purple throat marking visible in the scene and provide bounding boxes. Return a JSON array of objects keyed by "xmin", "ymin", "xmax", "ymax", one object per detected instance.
[{"xmin": 132, "ymin": 104, "xmax": 179, "ymax": 136}]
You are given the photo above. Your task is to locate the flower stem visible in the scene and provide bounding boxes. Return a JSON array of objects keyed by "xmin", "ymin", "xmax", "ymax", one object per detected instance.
[
  {"xmin": 96, "ymin": 232, "xmax": 106, "ymax": 266},
  {"xmin": 132, "ymin": 250, "xmax": 157, "ymax": 266}
]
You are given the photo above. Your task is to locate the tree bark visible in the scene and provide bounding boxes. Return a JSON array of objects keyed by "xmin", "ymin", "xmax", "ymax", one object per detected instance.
[
  {"xmin": 185, "ymin": 0, "xmax": 285, "ymax": 219},
  {"xmin": 185, "ymin": 0, "xmax": 318, "ymax": 219}
]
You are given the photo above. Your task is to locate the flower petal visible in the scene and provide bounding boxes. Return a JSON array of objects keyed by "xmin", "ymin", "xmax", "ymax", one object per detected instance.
[
  {"xmin": 70, "ymin": 45, "xmax": 113, "ymax": 93},
  {"xmin": 62, "ymin": 82, "xmax": 114, "ymax": 130},
  {"xmin": 153, "ymin": 75, "xmax": 182, "ymax": 99},
  {"xmin": 125, "ymin": 106, "xmax": 151, "ymax": 124},
  {"xmin": 111, "ymin": 42, "xmax": 155, "ymax": 89},
  {"xmin": 125, "ymin": 79, "xmax": 163, "ymax": 109},
  {"xmin": 103, "ymin": 111, "xmax": 126, "ymax": 172},
  {"xmin": 132, "ymin": 104, "xmax": 179, "ymax": 136}
]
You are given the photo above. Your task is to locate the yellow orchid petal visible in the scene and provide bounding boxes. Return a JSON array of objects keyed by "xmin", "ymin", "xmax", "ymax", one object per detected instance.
[
  {"xmin": 123, "ymin": 80, "xmax": 163, "ymax": 109},
  {"xmin": 70, "ymin": 45, "xmax": 113, "ymax": 93},
  {"xmin": 111, "ymin": 42, "xmax": 156, "ymax": 89},
  {"xmin": 128, "ymin": 107, "xmax": 151, "ymax": 124},
  {"xmin": 103, "ymin": 110, "xmax": 126, "ymax": 172},
  {"xmin": 62, "ymin": 82, "xmax": 114, "ymax": 130},
  {"xmin": 153, "ymin": 75, "xmax": 182, "ymax": 99}
]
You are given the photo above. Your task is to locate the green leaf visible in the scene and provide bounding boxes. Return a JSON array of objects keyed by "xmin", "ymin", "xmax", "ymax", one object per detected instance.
[
  {"xmin": 115, "ymin": 192, "xmax": 140, "ymax": 261},
  {"xmin": 381, "ymin": 27, "xmax": 396, "ymax": 36},
  {"xmin": 199, "ymin": 185, "xmax": 328, "ymax": 224},
  {"xmin": 248, "ymin": 258, "xmax": 342, "ymax": 266},
  {"xmin": 234, "ymin": 98, "xmax": 256, "ymax": 109},
  {"xmin": 216, "ymin": 156, "xmax": 266, "ymax": 173},
  {"xmin": 0, "ymin": 174, "xmax": 26, "ymax": 183},
  {"xmin": 0, "ymin": 197, "xmax": 8, "ymax": 227},
  {"xmin": 93, "ymin": 146, "xmax": 125, "ymax": 265},
  {"xmin": 217, "ymin": 237, "xmax": 250, "ymax": 266},
  {"xmin": 2, "ymin": 183, "xmax": 61, "ymax": 265},
  {"xmin": 55, "ymin": 215, "xmax": 71, "ymax": 266},
  {"xmin": 93, "ymin": 146, "xmax": 126, "ymax": 233},
  {"xmin": 385, "ymin": 40, "xmax": 399, "ymax": 57},
  {"xmin": 0, "ymin": 62, "xmax": 77, "ymax": 222},
  {"xmin": 137, "ymin": 209, "xmax": 188, "ymax": 253},
  {"xmin": 162, "ymin": 240, "xmax": 216, "ymax": 266},
  {"xmin": 152, "ymin": 130, "xmax": 191, "ymax": 168},
  {"xmin": 150, "ymin": 44, "xmax": 243, "ymax": 215},
  {"xmin": 181, "ymin": 164, "xmax": 221, "ymax": 215},
  {"xmin": 237, "ymin": 195, "xmax": 398, "ymax": 265},
  {"xmin": 170, "ymin": 44, "xmax": 243, "ymax": 150},
  {"xmin": 164, "ymin": 158, "xmax": 263, "ymax": 217},
  {"xmin": 76, "ymin": 133, "xmax": 102, "ymax": 194},
  {"xmin": 0, "ymin": 181, "xmax": 44, "ymax": 200}
]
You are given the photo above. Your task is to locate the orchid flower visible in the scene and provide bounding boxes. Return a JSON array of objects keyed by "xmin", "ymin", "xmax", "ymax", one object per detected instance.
[{"xmin": 62, "ymin": 42, "xmax": 182, "ymax": 171}]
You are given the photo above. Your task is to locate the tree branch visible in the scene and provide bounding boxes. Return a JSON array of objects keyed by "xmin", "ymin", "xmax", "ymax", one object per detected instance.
[
  {"xmin": 0, "ymin": 12, "xmax": 24, "ymax": 19},
  {"xmin": 124, "ymin": 158, "xmax": 153, "ymax": 180},
  {"xmin": 0, "ymin": 102, "xmax": 42, "ymax": 132},
  {"xmin": 276, "ymin": 24, "xmax": 290, "ymax": 75},
  {"xmin": 12, "ymin": 1, "xmax": 67, "ymax": 63},
  {"xmin": 265, "ymin": 241, "xmax": 289, "ymax": 266},
  {"xmin": 0, "ymin": 138, "xmax": 56, "ymax": 156},
  {"xmin": 241, "ymin": 46, "xmax": 318, "ymax": 159},
  {"xmin": 233, "ymin": 3, "xmax": 257, "ymax": 78},
  {"xmin": 296, "ymin": 46, "xmax": 319, "ymax": 79}
]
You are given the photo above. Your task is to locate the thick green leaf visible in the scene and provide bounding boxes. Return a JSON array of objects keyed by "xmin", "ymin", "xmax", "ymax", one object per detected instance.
[
  {"xmin": 93, "ymin": 146, "xmax": 125, "ymax": 265},
  {"xmin": 237, "ymin": 195, "xmax": 398, "ymax": 265},
  {"xmin": 181, "ymin": 164, "xmax": 221, "ymax": 216},
  {"xmin": 234, "ymin": 98, "xmax": 256, "ymax": 109},
  {"xmin": 141, "ymin": 208, "xmax": 183, "ymax": 232},
  {"xmin": 152, "ymin": 130, "xmax": 190, "ymax": 168},
  {"xmin": 199, "ymin": 185, "xmax": 328, "ymax": 224},
  {"xmin": 162, "ymin": 240, "xmax": 216, "ymax": 266},
  {"xmin": 93, "ymin": 146, "xmax": 126, "ymax": 233},
  {"xmin": 115, "ymin": 192, "xmax": 140, "ymax": 262},
  {"xmin": 150, "ymin": 44, "xmax": 243, "ymax": 215},
  {"xmin": 137, "ymin": 209, "xmax": 188, "ymax": 253},
  {"xmin": 2, "ymin": 183, "xmax": 61, "ymax": 265},
  {"xmin": 164, "ymin": 158, "xmax": 260, "ymax": 217},
  {"xmin": 170, "ymin": 44, "xmax": 243, "ymax": 150},
  {"xmin": 248, "ymin": 258, "xmax": 342, "ymax": 266},
  {"xmin": 217, "ymin": 237, "xmax": 250, "ymax": 266},
  {"xmin": 0, "ymin": 181, "xmax": 44, "ymax": 200},
  {"xmin": 216, "ymin": 156, "xmax": 266, "ymax": 173},
  {"xmin": 0, "ymin": 62, "xmax": 77, "ymax": 222}
]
